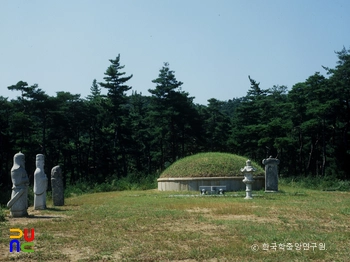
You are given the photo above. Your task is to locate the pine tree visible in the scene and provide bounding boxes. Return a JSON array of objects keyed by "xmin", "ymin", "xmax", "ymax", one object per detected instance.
[
  {"xmin": 99, "ymin": 54, "xmax": 133, "ymax": 177},
  {"xmin": 87, "ymin": 79, "xmax": 102, "ymax": 101},
  {"xmin": 99, "ymin": 54, "xmax": 132, "ymax": 106},
  {"xmin": 148, "ymin": 63, "xmax": 200, "ymax": 169}
]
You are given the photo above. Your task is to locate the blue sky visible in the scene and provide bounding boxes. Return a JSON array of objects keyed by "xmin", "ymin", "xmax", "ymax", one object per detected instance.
[{"xmin": 1, "ymin": 0, "xmax": 349, "ymax": 105}]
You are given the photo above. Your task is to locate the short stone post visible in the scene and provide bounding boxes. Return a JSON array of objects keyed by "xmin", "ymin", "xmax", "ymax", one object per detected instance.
[
  {"xmin": 262, "ymin": 156, "xmax": 280, "ymax": 192},
  {"xmin": 240, "ymin": 159, "xmax": 256, "ymax": 199}
]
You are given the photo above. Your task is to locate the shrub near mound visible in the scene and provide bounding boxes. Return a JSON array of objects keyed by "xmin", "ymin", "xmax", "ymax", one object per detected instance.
[{"xmin": 160, "ymin": 152, "xmax": 264, "ymax": 178}]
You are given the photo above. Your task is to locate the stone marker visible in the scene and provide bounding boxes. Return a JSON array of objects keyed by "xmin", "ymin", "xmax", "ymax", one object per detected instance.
[
  {"xmin": 240, "ymin": 159, "xmax": 256, "ymax": 199},
  {"xmin": 7, "ymin": 152, "xmax": 29, "ymax": 217},
  {"xmin": 34, "ymin": 154, "xmax": 48, "ymax": 210},
  {"xmin": 262, "ymin": 156, "xmax": 280, "ymax": 192},
  {"xmin": 51, "ymin": 165, "xmax": 64, "ymax": 206}
]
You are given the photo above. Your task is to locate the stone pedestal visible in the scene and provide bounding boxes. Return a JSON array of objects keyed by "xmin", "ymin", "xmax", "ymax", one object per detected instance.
[
  {"xmin": 240, "ymin": 159, "xmax": 256, "ymax": 199},
  {"xmin": 262, "ymin": 156, "xmax": 280, "ymax": 192}
]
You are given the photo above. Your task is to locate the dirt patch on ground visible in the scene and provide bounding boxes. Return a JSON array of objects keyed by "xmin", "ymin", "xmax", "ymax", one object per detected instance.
[
  {"xmin": 162, "ymin": 219, "xmax": 227, "ymax": 233},
  {"xmin": 59, "ymin": 247, "xmax": 95, "ymax": 261},
  {"xmin": 212, "ymin": 214, "xmax": 279, "ymax": 223},
  {"xmin": 186, "ymin": 207, "xmax": 212, "ymax": 214},
  {"xmin": 186, "ymin": 207, "xmax": 280, "ymax": 223}
]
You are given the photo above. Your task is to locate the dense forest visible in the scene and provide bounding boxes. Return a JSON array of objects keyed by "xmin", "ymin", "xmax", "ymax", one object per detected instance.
[{"xmin": 1, "ymin": 47, "xmax": 350, "ymax": 190}]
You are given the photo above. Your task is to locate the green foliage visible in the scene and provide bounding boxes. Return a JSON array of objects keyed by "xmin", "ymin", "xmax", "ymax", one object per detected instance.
[
  {"xmin": 64, "ymin": 173, "xmax": 157, "ymax": 197},
  {"xmin": 0, "ymin": 185, "xmax": 11, "ymax": 206},
  {"xmin": 280, "ymin": 176, "xmax": 350, "ymax": 191},
  {"xmin": 160, "ymin": 152, "xmax": 264, "ymax": 178},
  {"xmin": 202, "ymin": 99, "xmax": 231, "ymax": 151},
  {"xmin": 0, "ymin": 207, "xmax": 5, "ymax": 222}
]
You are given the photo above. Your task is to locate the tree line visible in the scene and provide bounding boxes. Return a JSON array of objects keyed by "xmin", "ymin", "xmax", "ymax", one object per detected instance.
[{"xmin": 1, "ymin": 48, "xmax": 349, "ymax": 190}]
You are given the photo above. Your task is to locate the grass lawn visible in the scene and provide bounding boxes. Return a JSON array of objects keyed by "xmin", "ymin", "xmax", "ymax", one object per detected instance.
[{"xmin": 1, "ymin": 185, "xmax": 350, "ymax": 261}]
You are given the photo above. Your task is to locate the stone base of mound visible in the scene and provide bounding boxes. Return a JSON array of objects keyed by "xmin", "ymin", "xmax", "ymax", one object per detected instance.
[{"xmin": 157, "ymin": 176, "xmax": 265, "ymax": 191}]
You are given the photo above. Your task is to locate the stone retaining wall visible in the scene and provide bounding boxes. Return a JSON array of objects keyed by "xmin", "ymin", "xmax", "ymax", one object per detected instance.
[{"xmin": 157, "ymin": 176, "xmax": 265, "ymax": 191}]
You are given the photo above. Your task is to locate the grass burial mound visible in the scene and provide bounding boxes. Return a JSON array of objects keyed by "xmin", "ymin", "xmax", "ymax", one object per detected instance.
[
  {"xmin": 158, "ymin": 152, "xmax": 265, "ymax": 191},
  {"xmin": 160, "ymin": 152, "xmax": 264, "ymax": 178}
]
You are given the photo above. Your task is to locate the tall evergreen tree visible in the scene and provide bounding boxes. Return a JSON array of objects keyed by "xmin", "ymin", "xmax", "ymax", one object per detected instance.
[
  {"xmin": 128, "ymin": 91, "xmax": 152, "ymax": 174},
  {"xmin": 148, "ymin": 63, "xmax": 199, "ymax": 169},
  {"xmin": 231, "ymin": 76, "xmax": 268, "ymax": 160},
  {"xmin": 99, "ymin": 54, "xmax": 133, "ymax": 177},
  {"xmin": 322, "ymin": 47, "xmax": 350, "ymax": 178},
  {"xmin": 202, "ymin": 98, "xmax": 231, "ymax": 152},
  {"xmin": 99, "ymin": 54, "xmax": 132, "ymax": 105},
  {"xmin": 0, "ymin": 96, "xmax": 13, "ymax": 189},
  {"xmin": 85, "ymin": 79, "xmax": 107, "ymax": 182},
  {"xmin": 87, "ymin": 79, "xmax": 102, "ymax": 101}
]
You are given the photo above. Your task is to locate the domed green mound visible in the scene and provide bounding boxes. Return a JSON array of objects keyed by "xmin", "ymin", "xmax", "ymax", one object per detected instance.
[{"xmin": 160, "ymin": 152, "xmax": 264, "ymax": 178}]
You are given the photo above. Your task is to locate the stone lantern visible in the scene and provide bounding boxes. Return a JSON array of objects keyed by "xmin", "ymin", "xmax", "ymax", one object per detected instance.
[{"xmin": 240, "ymin": 159, "xmax": 256, "ymax": 199}]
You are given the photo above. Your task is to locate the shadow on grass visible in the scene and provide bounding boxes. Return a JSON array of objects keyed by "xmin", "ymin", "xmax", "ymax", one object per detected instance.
[
  {"xmin": 45, "ymin": 207, "xmax": 66, "ymax": 212},
  {"xmin": 27, "ymin": 215, "xmax": 64, "ymax": 219}
]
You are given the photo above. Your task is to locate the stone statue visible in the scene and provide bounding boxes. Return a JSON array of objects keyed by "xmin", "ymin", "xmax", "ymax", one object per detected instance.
[
  {"xmin": 34, "ymin": 154, "xmax": 48, "ymax": 210},
  {"xmin": 7, "ymin": 152, "xmax": 29, "ymax": 217},
  {"xmin": 51, "ymin": 165, "xmax": 64, "ymax": 206}
]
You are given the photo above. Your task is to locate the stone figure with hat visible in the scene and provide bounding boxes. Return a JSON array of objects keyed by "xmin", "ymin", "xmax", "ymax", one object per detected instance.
[
  {"xmin": 7, "ymin": 152, "xmax": 29, "ymax": 217},
  {"xmin": 34, "ymin": 154, "xmax": 48, "ymax": 210}
]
